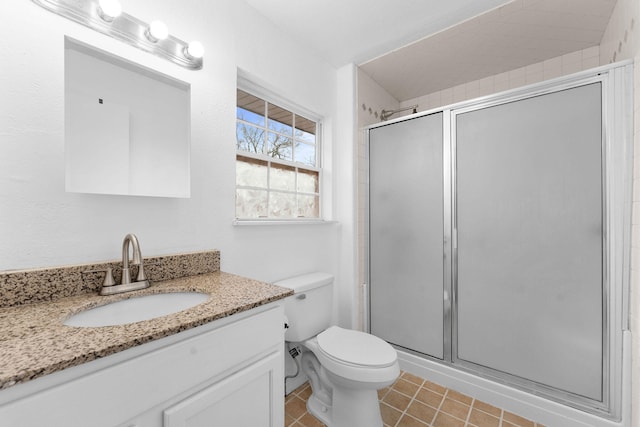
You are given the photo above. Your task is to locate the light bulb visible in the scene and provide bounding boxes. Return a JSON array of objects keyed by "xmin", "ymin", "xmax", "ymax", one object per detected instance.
[
  {"xmin": 185, "ymin": 40, "xmax": 204, "ymax": 59},
  {"xmin": 97, "ymin": 0, "xmax": 122, "ymax": 21},
  {"xmin": 146, "ymin": 20, "xmax": 169, "ymax": 42}
]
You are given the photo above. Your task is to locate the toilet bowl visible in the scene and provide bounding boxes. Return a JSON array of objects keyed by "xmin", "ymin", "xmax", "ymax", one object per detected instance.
[{"xmin": 277, "ymin": 272, "xmax": 400, "ymax": 427}]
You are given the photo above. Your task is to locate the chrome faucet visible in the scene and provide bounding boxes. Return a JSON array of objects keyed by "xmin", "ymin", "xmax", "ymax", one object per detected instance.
[
  {"xmin": 99, "ymin": 233, "xmax": 151, "ymax": 296},
  {"xmin": 121, "ymin": 233, "xmax": 146, "ymax": 285}
]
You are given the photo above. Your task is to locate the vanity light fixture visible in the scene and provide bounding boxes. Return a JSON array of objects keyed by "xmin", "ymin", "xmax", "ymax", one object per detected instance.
[
  {"xmin": 184, "ymin": 40, "xmax": 205, "ymax": 60},
  {"xmin": 32, "ymin": 0, "xmax": 204, "ymax": 70},
  {"xmin": 96, "ymin": 0, "xmax": 121, "ymax": 22},
  {"xmin": 145, "ymin": 20, "xmax": 169, "ymax": 43}
]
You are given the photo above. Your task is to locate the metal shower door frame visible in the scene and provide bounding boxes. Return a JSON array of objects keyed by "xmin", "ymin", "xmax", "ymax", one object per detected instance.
[
  {"xmin": 450, "ymin": 74, "xmax": 610, "ymax": 415},
  {"xmin": 365, "ymin": 61, "xmax": 633, "ymax": 420}
]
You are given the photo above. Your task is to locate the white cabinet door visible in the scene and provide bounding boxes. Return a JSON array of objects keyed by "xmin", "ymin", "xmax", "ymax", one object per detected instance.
[{"xmin": 164, "ymin": 351, "xmax": 282, "ymax": 427}]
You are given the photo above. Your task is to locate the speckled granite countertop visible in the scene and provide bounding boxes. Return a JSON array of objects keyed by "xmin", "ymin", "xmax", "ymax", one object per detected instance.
[{"xmin": 0, "ymin": 271, "xmax": 292, "ymax": 390}]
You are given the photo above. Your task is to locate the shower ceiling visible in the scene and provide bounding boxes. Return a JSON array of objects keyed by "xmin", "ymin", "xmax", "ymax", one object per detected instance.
[{"xmin": 243, "ymin": 0, "xmax": 618, "ymax": 102}]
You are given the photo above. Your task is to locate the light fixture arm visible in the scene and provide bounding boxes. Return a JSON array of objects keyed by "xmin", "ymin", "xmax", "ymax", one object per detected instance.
[{"xmin": 32, "ymin": 0, "xmax": 203, "ymax": 70}]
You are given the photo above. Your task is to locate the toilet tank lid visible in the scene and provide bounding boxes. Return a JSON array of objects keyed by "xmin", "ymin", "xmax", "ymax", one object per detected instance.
[{"xmin": 274, "ymin": 272, "xmax": 333, "ymax": 293}]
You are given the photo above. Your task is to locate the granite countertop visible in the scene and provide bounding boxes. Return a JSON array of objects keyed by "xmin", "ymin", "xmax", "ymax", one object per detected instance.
[{"xmin": 0, "ymin": 271, "xmax": 293, "ymax": 390}]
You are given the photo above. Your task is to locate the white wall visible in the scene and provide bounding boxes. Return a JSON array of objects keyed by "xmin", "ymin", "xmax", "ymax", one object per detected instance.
[
  {"xmin": 333, "ymin": 64, "xmax": 359, "ymax": 328},
  {"xmin": 0, "ymin": 1, "xmax": 345, "ymax": 294}
]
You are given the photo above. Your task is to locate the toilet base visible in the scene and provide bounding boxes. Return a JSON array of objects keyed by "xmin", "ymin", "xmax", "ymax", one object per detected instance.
[
  {"xmin": 307, "ymin": 386, "xmax": 383, "ymax": 427},
  {"xmin": 332, "ymin": 387, "xmax": 383, "ymax": 427},
  {"xmin": 306, "ymin": 393, "xmax": 332, "ymax": 426}
]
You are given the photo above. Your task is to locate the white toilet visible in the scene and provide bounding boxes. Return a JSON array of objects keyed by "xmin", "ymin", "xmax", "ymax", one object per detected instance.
[{"xmin": 277, "ymin": 272, "xmax": 400, "ymax": 427}]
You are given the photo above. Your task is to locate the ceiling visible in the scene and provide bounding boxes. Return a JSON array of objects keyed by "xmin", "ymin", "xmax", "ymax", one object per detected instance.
[
  {"xmin": 243, "ymin": 0, "xmax": 513, "ymax": 66},
  {"xmin": 244, "ymin": 0, "xmax": 618, "ymax": 102}
]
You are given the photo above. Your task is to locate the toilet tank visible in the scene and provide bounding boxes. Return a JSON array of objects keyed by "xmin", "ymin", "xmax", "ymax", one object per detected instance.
[{"xmin": 275, "ymin": 272, "xmax": 334, "ymax": 342}]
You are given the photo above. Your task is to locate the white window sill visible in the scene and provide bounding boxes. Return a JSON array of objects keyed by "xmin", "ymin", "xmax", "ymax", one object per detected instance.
[{"xmin": 233, "ymin": 219, "xmax": 338, "ymax": 226}]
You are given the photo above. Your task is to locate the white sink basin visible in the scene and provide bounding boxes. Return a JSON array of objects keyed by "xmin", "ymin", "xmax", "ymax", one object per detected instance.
[{"xmin": 64, "ymin": 292, "xmax": 210, "ymax": 327}]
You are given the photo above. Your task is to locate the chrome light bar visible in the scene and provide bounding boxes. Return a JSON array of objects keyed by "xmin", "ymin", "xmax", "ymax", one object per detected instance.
[{"xmin": 32, "ymin": 0, "xmax": 204, "ymax": 70}]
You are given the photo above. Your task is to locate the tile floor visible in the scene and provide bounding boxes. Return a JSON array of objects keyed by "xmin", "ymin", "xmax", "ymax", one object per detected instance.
[{"xmin": 285, "ymin": 371, "xmax": 545, "ymax": 427}]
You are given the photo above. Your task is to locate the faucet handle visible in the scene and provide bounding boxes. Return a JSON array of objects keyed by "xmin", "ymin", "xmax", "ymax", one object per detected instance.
[{"xmin": 83, "ymin": 267, "xmax": 116, "ymax": 287}]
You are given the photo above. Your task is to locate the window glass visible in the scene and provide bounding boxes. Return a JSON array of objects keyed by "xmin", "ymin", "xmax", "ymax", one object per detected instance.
[
  {"xmin": 236, "ymin": 123, "xmax": 265, "ymax": 154},
  {"xmin": 268, "ymin": 103, "xmax": 293, "ymax": 135},
  {"xmin": 267, "ymin": 132, "xmax": 293, "ymax": 161},
  {"xmin": 295, "ymin": 142, "xmax": 316, "ymax": 166},
  {"xmin": 236, "ymin": 189, "xmax": 268, "ymax": 218},
  {"xmin": 236, "ymin": 89, "xmax": 320, "ymax": 220},
  {"xmin": 269, "ymin": 191, "xmax": 296, "ymax": 217},
  {"xmin": 237, "ymin": 90, "xmax": 265, "ymax": 127},
  {"xmin": 297, "ymin": 194, "xmax": 320, "ymax": 218},
  {"xmin": 295, "ymin": 115, "xmax": 316, "ymax": 144},
  {"xmin": 297, "ymin": 169, "xmax": 319, "ymax": 193},
  {"xmin": 270, "ymin": 163, "xmax": 296, "ymax": 192},
  {"xmin": 236, "ymin": 156, "xmax": 268, "ymax": 188}
]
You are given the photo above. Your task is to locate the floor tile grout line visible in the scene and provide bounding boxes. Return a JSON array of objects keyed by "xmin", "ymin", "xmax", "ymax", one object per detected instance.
[
  {"xmin": 288, "ymin": 373, "xmax": 539, "ymax": 427},
  {"xmin": 465, "ymin": 397, "xmax": 475, "ymax": 426},
  {"xmin": 392, "ymin": 377, "xmax": 425, "ymax": 427},
  {"xmin": 289, "ymin": 390, "xmax": 315, "ymax": 427},
  {"xmin": 437, "ymin": 388, "xmax": 472, "ymax": 426},
  {"xmin": 427, "ymin": 383, "xmax": 450, "ymax": 426}
]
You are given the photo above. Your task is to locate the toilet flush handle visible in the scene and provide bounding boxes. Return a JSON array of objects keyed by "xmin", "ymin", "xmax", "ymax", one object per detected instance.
[{"xmin": 296, "ymin": 294, "xmax": 306, "ymax": 300}]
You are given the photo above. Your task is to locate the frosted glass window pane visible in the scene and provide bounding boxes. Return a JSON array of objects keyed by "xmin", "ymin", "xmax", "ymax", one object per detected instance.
[
  {"xmin": 236, "ymin": 156, "xmax": 268, "ymax": 188},
  {"xmin": 236, "ymin": 189, "xmax": 268, "ymax": 218},
  {"xmin": 267, "ymin": 132, "xmax": 293, "ymax": 161},
  {"xmin": 295, "ymin": 142, "xmax": 316, "ymax": 166},
  {"xmin": 297, "ymin": 194, "xmax": 319, "ymax": 218},
  {"xmin": 297, "ymin": 169, "xmax": 319, "ymax": 193},
  {"xmin": 455, "ymin": 83, "xmax": 603, "ymax": 401},
  {"xmin": 269, "ymin": 191, "xmax": 296, "ymax": 217},
  {"xmin": 270, "ymin": 163, "xmax": 296, "ymax": 191},
  {"xmin": 268, "ymin": 103, "xmax": 293, "ymax": 135},
  {"xmin": 236, "ymin": 123, "xmax": 265, "ymax": 154},
  {"xmin": 237, "ymin": 90, "xmax": 265, "ymax": 126}
]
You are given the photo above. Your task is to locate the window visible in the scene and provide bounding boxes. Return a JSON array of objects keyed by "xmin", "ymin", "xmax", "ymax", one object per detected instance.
[{"xmin": 235, "ymin": 89, "xmax": 321, "ymax": 220}]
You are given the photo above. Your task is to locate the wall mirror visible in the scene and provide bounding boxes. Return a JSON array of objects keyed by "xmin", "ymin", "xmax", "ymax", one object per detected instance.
[{"xmin": 65, "ymin": 38, "xmax": 191, "ymax": 198}]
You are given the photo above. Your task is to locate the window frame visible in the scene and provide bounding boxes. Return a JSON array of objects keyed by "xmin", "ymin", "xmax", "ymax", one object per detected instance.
[{"xmin": 235, "ymin": 80, "xmax": 324, "ymax": 223}]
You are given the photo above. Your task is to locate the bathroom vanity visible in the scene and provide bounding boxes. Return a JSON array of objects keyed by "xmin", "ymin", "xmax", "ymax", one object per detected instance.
[{"xmin": 0, "ymin": 254, "xmax": 292, "ymax": 427}]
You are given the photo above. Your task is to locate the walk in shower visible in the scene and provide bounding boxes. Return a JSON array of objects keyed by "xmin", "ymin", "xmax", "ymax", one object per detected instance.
[{"xmin": 366, "ymin": 62, "xmax": 632, "ymax": 424}]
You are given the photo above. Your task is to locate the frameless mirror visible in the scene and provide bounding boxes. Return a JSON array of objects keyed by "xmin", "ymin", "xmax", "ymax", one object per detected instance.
[{"xmin": 65, "ymin": 38, "xmax": 190, "ymax": 198}]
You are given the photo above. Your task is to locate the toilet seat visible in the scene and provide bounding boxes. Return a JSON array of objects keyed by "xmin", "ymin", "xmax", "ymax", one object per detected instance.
[
  {"xmin": 317, "ymin": 326, "xmax": 397, "ymax": 367},
  {"xmin": 311, "ymin": 326, "xmax": 399, "ymax": 384}
]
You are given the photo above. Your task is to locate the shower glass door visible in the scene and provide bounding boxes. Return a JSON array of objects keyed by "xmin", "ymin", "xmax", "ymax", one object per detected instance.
[
  {"xmin": 453, "ymin": 83, "xmax": 604, "ymax": 402},
  {"xmin": 369, "ymin": 112, "xmax": 445, "ymax": 359}
]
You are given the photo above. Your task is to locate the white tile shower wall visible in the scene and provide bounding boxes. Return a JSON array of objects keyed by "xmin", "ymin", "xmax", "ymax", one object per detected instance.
[
  {"xmin": 358, "ymin": 69, "xmax": 400, "ymax": 128},
  {"xmin": 600, "ymin": 0, "xmax": 638, "ymax": 65},
  {"xmin": 399, "ymin": 46, "xmax": 601, "ymax": 112}
]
